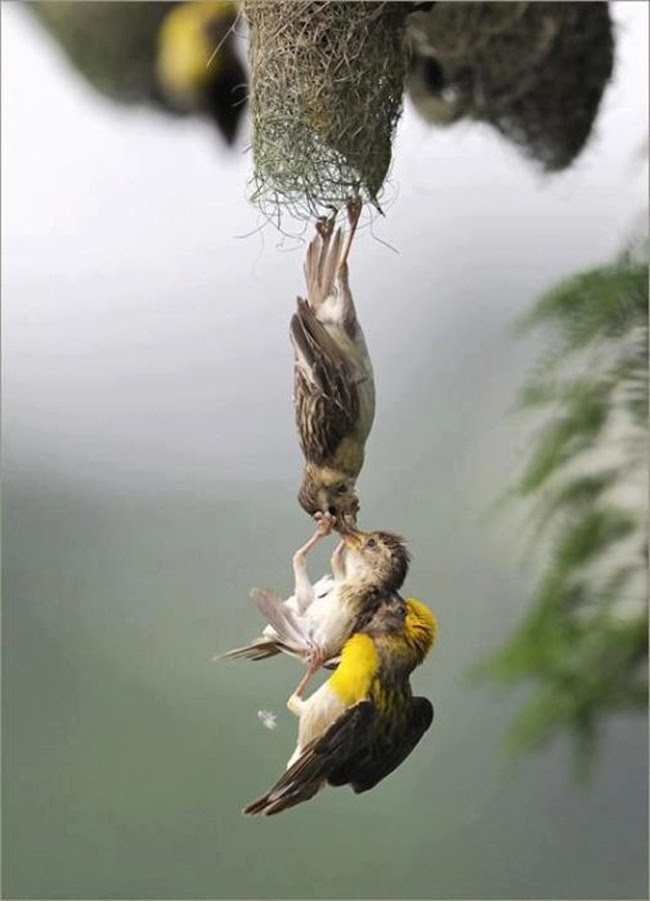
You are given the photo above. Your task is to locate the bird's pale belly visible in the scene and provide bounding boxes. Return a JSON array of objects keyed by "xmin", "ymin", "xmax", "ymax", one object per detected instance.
[{"xmin": 307, "ymin": 590, "xmax": 355, "ymax": 657}]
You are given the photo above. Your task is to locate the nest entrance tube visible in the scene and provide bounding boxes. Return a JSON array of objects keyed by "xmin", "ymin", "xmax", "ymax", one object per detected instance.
[{"xmin": 244, "ymin": 1, "xmax": 408, "ymax": 224}]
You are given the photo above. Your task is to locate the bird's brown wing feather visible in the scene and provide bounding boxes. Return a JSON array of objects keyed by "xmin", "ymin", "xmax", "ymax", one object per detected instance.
[
  {"xmin": 243, "ymin": 700, "xmax": 376, "ymax": 816},
  {"xmin": 291, "ymin": 298, "xmax": 360, "ymax": 464},
  {"xmin": 328, "ymin": 696, "xmax": 434, "ymax": 793}
]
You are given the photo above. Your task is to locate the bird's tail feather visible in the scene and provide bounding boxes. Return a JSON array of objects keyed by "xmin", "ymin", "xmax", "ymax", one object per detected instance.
[
  {"xmin": 304, "ymin": 223, "xmax": 343, "ymax": 310},
  {"xmin": 243, "ymin": 779, "xmax": 323, "ymax": 816},
  {"xmin": 214, "ymin": 641, "xmax": 281, "ymax": 662},
  {"xmin": 250, "ymin": 587, "xmax": 311, "ymax": 653}
]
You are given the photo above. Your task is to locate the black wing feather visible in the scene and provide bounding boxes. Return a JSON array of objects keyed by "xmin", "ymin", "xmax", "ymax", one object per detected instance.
[
  {"xmin": 329, "ymin": 697, "xmax": 434, "ymax": 794},
  {"xmin": 244, "ymin": 701, "xmax": 375, "ymax": 816}
]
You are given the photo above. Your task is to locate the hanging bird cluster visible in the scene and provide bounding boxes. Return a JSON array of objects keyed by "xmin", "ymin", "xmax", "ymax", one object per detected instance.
[
  {"xmin": 220, "ymin": 204, "xmax": 438, "ymax": 815},
  {"xmin": 244, "ymin": 0, "xmax": 409, "ymax": 221}
]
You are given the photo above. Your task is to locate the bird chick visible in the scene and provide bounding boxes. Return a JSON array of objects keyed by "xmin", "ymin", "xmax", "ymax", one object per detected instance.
[
  {"xmin": 291, "ymin": 199, "xmax": 375, "ymax": 527},
  {"xmin": 219, "ymin": 521, "xmax": 411, "ymax": 701},
  {"xmin": 217, "ymin": 514, "xmax": 343, "ymax": 665},
  {"xmin": 244, "ymin": 595, "xmax": 437, "ymax": 815}
]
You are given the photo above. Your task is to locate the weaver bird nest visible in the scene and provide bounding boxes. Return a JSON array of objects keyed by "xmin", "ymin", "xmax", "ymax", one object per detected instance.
[
  {"xmin": 407, "ymin": 1, "xmax": 613, "ymax": 171},
  {"xmin": 244, "ymin": 1, "xmax": 409, "ymax": 223}
]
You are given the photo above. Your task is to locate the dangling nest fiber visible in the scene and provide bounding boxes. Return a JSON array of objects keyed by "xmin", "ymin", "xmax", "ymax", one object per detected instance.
[{"xmin": 244, "ymin": 1, "xmax": 409, "ymax": 223}]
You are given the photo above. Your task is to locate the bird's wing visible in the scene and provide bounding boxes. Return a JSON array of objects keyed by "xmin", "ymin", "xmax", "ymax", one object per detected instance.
[
  {"xmin": 250, "ymin": 588, "xmax": 310, "ymax": 653},
  {"xmin": 329, "ymin": 696, "xmax": 434, "ymax": 794},
  {"xmin": 291, "ymin": 298, "xmax": 360, "ymax": 463},
  {"xmin": 243, "ymin": 700, "xmax": 376, "ymax": 816}
]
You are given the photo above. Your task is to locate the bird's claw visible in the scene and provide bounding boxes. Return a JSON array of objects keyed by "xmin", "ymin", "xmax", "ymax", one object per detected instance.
[
  {"xmin": 316, "ymin": 214, "xmax": 334, "ymax": 240},
  {"xmin": 346, "ymin": 196, "xmax": 362, "ymax": 230},
  {"xmin": 306, "ymin": 642, "xmax": 325, "ymax": 670},
  {"xmin": 314, "ymin": 510, "xmax": 336, "ymax": 536}
]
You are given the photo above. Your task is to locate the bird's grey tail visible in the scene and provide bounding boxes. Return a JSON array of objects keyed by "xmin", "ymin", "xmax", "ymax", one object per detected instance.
[
  {"xmin": 250, "ymin": 588, "xmax": 309, "ymax": 653},
  {"xmin": 303, "ymin": 220, "xmax": 344, "ymax": 310},
  {"xmin": 215, "ymin": 641, "xmax": 281, "ymax": 662}
]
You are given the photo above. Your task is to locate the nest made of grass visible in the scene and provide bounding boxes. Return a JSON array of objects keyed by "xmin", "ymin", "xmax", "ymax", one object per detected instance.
[{"xmin": 244, "ymin": 1, "xmax": 409, "ymax": 223}]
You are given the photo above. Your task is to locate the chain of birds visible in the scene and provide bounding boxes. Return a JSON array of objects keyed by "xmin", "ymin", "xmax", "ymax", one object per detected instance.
[{"xmin": 218, "ymin": 200, "xmax": 438, "ymax": 817}]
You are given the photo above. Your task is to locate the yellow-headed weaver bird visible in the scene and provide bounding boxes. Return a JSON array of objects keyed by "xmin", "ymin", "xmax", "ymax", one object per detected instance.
[
  {"xmin": 28, "ymin": 1, "xmax": 246, "ymax": 146},
  {"xmin": 156, "ymin": 1, "xmax": 246, "ymax": 145},
  {"xmin": 244, "ymin": 595, "xmax": 437, "ymax": 815},
  {"xmin": 291, "ymin": 199, "xmax": 375, "ymax": 526},
  {"xmin": 220, "ymin": 518, "xmax": 411, "ymax": 698}
]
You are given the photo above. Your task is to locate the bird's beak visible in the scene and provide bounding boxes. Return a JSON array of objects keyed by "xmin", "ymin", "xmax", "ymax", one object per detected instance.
[
  {"xmin": 341, "ymin": 528, "xmax": 365, "ymax": 549},
  {"xmin": 337, "ymin": 511, "xmax": 358, "ymax": 533}
]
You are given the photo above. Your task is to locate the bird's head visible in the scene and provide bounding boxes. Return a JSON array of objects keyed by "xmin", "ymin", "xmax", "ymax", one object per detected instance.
[
  {"xmin": 366, "ymin": 596, "xmax": 437, "ymax": 670},
  {"xmin": 366, "ymin": 595, "xmax": 409, "ymax": 634},
  {"xmin": 298, "ymin": 465, "xmax": 359, "ymax": 525},
  {"xmin": 156, "ymin": 1, "xmax": 246, "ymax": 144},
  {"xmin": 340, "ymin": 528, "xmax": 410, "ymax": 591}
]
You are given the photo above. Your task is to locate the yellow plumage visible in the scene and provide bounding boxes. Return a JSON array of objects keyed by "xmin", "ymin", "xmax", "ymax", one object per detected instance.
[
  {"xmin": 327, "ymin": 632, "xmax": 379, "ymax": 705},
  {"xmin": 157, "ymin": 1, "xmax": 236, "ymax": 101},
  {"xmin": 244, "ymin": 596, "xmax": 437, "ymax": 815},
  {"xmin": 404, "ymin": 597, "xmax": 438, "ymax": 654}
]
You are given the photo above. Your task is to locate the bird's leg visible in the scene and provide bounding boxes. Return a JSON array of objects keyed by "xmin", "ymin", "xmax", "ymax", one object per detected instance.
[
  {"xmin": 337, "ymin": 196, "xmax": 362, "ymax": 275},
  {"xmin": 287, "ymin": 692, "xmax": 306, "ymax": 717},
  {"xmin": 290, "ymin": 644, "xmax": 327, "ymax": 704},
  {"xmin": 292, "ymin": 513, "xmax": 334, "ymax": 613},
  {"xmin": 330, "ymin": 540, "xmax": 346, "ymax": 582},
  {"xmin": 315, "ymin": 213, "xmax": 334, "ymax": 241}
]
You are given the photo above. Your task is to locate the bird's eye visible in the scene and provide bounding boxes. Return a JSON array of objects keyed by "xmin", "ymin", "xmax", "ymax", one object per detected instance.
[
  {"xmin": 366, "ymin": 538, "xmax": 377, "ymax": 549},
  {"xmin": 335, "ymin": 485, "xmax": 348, "ymax": 496}
]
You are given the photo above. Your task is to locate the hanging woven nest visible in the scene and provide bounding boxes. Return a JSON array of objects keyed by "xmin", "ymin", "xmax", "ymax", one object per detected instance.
[
  {"xmin": 407, "ymin": 1, "xmax": 613, "ymax": 171},
  {"xmin": 244, "ymin": 1, "xmax": 409, "ymax": 223}
]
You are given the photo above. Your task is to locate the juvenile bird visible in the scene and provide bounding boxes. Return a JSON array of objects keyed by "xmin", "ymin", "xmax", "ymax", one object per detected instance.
[
  {"xmin": 220, "ymin": 521, "xmax": 411, "ymax": 699},
  {"xmin": 217, "ymin": 514, "xmax": 343, "ymax": 665},
  {"xmin": 244, "ymin": 595, "xmax": 437, "ymax": 815},
  {"xmin": 291, "ymin": 199, "xmax": 375, "ymax": 526}
]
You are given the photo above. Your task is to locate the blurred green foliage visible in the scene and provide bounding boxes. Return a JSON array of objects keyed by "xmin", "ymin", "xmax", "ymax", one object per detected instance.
[{"xmin": 476, "ymin": 250, "xmax": 648, "ymax": 769}]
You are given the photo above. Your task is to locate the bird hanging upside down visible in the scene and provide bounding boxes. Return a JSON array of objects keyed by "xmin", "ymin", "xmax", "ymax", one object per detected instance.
[
  {"xmin": 291, "ymin": 199, "xmax": 375, "ymax": 528},
  {"xmin": 218, "ymin": 515, "xmax": 412, "ymax": 700},
  {"xmin": 244, "ymin": 595, "xmax": 437, "ymax": 815}
]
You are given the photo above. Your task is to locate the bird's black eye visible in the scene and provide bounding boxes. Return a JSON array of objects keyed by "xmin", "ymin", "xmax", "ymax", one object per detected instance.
[
  {"xmin": 335, "ymin": 484, "xmax": 348, "ymax": 495},
  {"xmin": 366, "ymin": 538, "xmax": 377, "ymax": 549},
  {"xmin": 328, "ymin": 506, "xmax": 337, "ymax": 516}
]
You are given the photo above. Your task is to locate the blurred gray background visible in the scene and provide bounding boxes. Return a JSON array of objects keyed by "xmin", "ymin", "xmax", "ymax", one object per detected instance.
[{"xmin": 2, "ymin": 2, "xmax": 648, "ymax": 898}]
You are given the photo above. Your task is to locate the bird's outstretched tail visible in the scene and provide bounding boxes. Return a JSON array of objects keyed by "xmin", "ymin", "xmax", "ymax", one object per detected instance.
[
  {"xmin": 243, "ymin": 780, "xmax": 322, "ymax": 816},
  {"xmin": 303, "ymin": 220, "xmax": 344, "ymax": 311}
]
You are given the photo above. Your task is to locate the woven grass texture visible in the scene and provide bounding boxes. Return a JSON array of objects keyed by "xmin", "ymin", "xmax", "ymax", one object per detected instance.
[{"xmin": 244, "ymin": 1, "xmax": 409, "ymax": 223}]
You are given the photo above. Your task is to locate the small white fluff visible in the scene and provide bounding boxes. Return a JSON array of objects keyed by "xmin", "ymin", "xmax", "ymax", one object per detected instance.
[{"xmin": 257, "ymin": 709, "xmax": 277, "ymax": 730}]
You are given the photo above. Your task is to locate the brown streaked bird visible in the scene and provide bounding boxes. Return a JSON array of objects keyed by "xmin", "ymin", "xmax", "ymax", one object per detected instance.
[
  {"xmin": 218, "ymin": 521, "xmax": 411, "ymax": 699},
  {"xmin": 291, "ymin": 199, "xmax": 375, "ymax": 525},
  {"xmin": 244, "ymin": 595, "xmax": 437, "ymax": 816}
]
